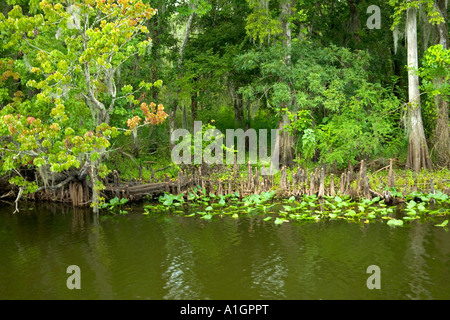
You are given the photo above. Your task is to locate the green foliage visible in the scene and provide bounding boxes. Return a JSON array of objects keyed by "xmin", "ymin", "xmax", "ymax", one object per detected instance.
[
  {"xmin": 159, "ymin": 192, "xmax": 185, "ymax": 207},
  {"xmin": 171, "ymin": 120, "xmax": 233, "ymax": 167},
  {"xmin": 316, "ymin": 82, "xmax": 405, "ymax": 167},
  {"xmin": 435, "ymin": 220, "xmax": 448, "ymax": 227},
  {"xmin": 387, "ymin": 219, "xmax": 404, "ymax": 227},
  {"xmin": 237, "ymin": 40, "xmax": 406, "ymax": 168},
  {"xmin": 405, "ymin": 190, "xmax": 449, "ymax": 203},
  {"xmin": 245, "ymin": 0, "xmax": 282, "ymax": 44},
  {"xmin": 100, "ymin": 196, "xmax": 129, "ymax": 215},
  {"xmin": 242, "ymin": 190, "xmax": 275, "ymax": 206},
  {"xmin": 144, "ymin": 184, "xmax": 449, "ymax": 227},
  {"xmin": 420, "ymin": 44, "xmax": 450, "ymax": 134},
  {"xmin": 301, "ymin": 129, "xmax": 316, "ymax": 165},
  {"xmin": 421, "ymin": 45, "xmax": 450, "ymax": 86},
  {"xmin": 389, "ymin": 0, "xmax": 444, "ymax": 29}
]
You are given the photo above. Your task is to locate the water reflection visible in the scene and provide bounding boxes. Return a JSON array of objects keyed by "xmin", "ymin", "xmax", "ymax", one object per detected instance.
[
  {"xmin": 163, "ymin": 251, "xmax": 204, "ymax": 299},
  {"xmin": 161, "ymin": 220, "xmax": 205, "ymax": 299},
  {"xmin": 83, "ymin": 214, "xmax": 115, "ymax": 299},
  {"xmin": 1, "ymin": 203, "xmax": 450, "ymax": 299},
  {"xmin": 71, "ymin": 209, "xmax": 89, "ymax": 234},
  {"xmin": 404, "ymin": 224, "xmax": 433, "ymax": 300},
  {"xmin": 251, "ymin": 252, "xmax": 287, "ymax": 299}
]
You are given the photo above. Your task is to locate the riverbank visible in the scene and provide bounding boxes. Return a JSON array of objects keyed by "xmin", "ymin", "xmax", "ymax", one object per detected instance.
[{"xmin": 1, "ymin": 159, "xmax": 449, "ymax": 214}]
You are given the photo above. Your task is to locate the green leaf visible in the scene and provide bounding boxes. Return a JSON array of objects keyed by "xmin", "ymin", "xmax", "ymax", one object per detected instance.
[
  {"xmin": 344, "ymin": 210, "xmax": 356, "ymax": 217},
  {"xmin": 274, "ymin": 217, "xmax": 287, "ymax": 225},
  {"xmin": 406, "ymin": 209, "xmax": 417, "ymax": 216},
  {"xmin": 387, "ymin": 219, "xmax": 403, "ymax": 227},
  {"xmin": 407, "ymin": 200, "xmax": 417, "ymax": 210},
  {"xmin": 435, "ymin": 220, "xmax": 448, "ymax": 227}
]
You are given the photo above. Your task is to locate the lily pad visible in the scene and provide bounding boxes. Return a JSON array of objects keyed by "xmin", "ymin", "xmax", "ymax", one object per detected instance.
[
  {"xmin": 387, "ymin": 219, "xmax": 403, "ymax": 227},
  {"xmin": 274, "ymin": 217, "xmax": 288, "ymax": 225}
]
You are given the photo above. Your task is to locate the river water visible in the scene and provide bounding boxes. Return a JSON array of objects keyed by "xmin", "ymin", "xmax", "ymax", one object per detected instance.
[{"xmin": 0, "ymin": 202, "xmax": 449, "ymax": 300}]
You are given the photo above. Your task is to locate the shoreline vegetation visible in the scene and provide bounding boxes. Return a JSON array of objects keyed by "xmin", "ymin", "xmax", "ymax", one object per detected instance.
[{"xmin": 1, "ymin": 158, "xmax": 449, "ymax": 227}]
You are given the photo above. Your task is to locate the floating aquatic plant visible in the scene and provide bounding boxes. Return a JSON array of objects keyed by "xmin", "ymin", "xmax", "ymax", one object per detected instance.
[
  {"xmin": 100, "ymin": 196, "xmax": 129, "ymax": 214},
  {"xmin": 387, "ymin": 219, "xmax": 404, "ymax": 227},
  {"xmin": 140, "ymin": 186, "xmax": 449, "ymax": 228},
  {"xmin": 159, "ymin": 193, "xmax": 185, "ymax": 207}
]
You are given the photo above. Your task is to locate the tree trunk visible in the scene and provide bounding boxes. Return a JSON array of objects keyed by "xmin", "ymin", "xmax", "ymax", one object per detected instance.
[
  {"xmin": 432, "ymin": 0, "xmax": 449, "ymax": 166},
  {"xmin": 132, "ymin": 129, "xmax": 140, "ymax": 158},
  {"xmin": 346, "ymin": 0, "xmax": 361, "ymax": 46},
  {"xmin": 134, "ymin": 53, "xmax": 140, "ymax": 78},
  {"xmin": 178, "ymin": 12, "xmax": 195, "ymax": 70},
  {"xmin": 434, "ymin": 88, "xmax": 449, "ymax": 166},
  {"xmin": 191, "ymin": 91, "xmax": 198, "ymax": 124},
  {"xmin": 170, "ymin": 11, "xmax": 195, "ymax": 150},
  {"xmin": 149, "ymin": 8, "xmax": 160, "ymax": 101},
  {"xmin": 245, "ymin": 101, "xmax": 250, "ymax": 131},
  {"xmin": 405, "ymin": 5, "xmax": 432, "ymax": 171},
  {"xmin": 182, "ymin": 105, "xmax": 188, "ymax": 130},
  {"xmin": 277, "ymin": 0, "xmax": 294, "ymax": 168},
  {"xmin": 169, "ymin": 103, "xmax": 177, "ymax": 151},
  {"xmin": 234, "ymin": 91, "xmax": 244, "ymax": 128},
  {"xmin": 280, "ymin": 0, "xmax": 292, "ymax": 64},
  {"xmin": 278, "ymin": 113, "xmax": 294, "ymax": 167},
  {"xmin": 90, "ymin": 159, "xmax": 100, "ymax": 215}
]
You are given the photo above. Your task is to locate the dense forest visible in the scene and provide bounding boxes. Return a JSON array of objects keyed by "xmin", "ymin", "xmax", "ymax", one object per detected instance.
[{"xmin": 0, "ymin": 0, "xmax": 449, "ymax": 212}]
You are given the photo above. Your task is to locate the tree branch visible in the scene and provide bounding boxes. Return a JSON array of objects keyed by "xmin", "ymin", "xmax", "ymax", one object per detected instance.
[
  {"xmin": 35, "ymin": 175, "xmax": 75, "ymax": 193},
  {"xmin": 13, "ymin": 187, "xmax": 23, "ymax": 214}
]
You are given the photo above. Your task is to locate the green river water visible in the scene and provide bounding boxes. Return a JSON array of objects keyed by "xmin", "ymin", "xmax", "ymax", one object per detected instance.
[{"xmin": 0, "ymin": 202, "xmax": 449, "ymax": 300}]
